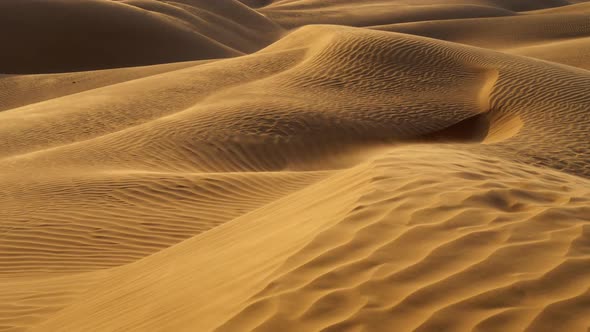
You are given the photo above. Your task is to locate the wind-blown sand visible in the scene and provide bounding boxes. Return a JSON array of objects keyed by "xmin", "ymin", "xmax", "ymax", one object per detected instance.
[{"xmin": 1, "ymin": 1, "xmax": 589, "ymax": 331}]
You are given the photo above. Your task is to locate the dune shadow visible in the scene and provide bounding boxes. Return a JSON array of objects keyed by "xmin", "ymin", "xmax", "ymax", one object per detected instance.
[{"xmin": 420, "ymin": 112, "xmax": 491, "ymax": 143}]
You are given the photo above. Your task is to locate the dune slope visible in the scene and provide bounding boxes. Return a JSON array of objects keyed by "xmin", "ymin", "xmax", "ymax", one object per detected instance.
[
  {"xmin": 0, "ymin": 0, "xmax": 282, "ymax": 74},
  {"xmin": 1, "ymin": 1, "xmax": 590, "ymax": 332},
  {"xmin": 26, "ymin": 148, "xmax": 590, "ymax": 332}
]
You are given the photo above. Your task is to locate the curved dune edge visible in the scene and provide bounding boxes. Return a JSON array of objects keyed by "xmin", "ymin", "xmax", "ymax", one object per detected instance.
[
  {"xmin": 483, "ymin": 113, "xmax": 523, "ymax": 144},
  {"xmin": 0, "ymin": 170, "xmax": 329, "ymax": 274},
  {"xmin": 1, "ymin": 0, "xmax": 590, "ymax": 331},
  {"xmin": 1, "ymin": 25, "xmax": 588, "ymax": 176},
  {"xmin": 370, "ymin": 4, "xmax": 590, "ymax": 70},
  {"xmin": 26, "ymin": 147, "xmax": 590, "ymax": 332}
]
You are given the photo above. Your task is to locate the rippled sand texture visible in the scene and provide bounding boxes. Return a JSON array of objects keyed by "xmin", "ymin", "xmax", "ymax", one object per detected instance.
[{"xmin": 1, "ymin": 0, "xmax": 590, "ymax": 331}]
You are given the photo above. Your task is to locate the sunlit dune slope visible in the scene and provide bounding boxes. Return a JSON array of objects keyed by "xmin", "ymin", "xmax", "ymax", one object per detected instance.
[
  {"xmin": 371, "ymin": 3, "xmax": 590, "ymax": 69},
  {"xmin": 509, "ymin": 37, "xmax": 590, "ymax": 71},
  {"xmin": 372, "ymin": 12, "xmax": 590, "ymax": 49},
  {"xmin": 1, "ymin": 26, "xmax": 588, "ymax": 175},
  {"xmin": 27, "ymin": 148, "xmax": 590, "ymax": 332}
]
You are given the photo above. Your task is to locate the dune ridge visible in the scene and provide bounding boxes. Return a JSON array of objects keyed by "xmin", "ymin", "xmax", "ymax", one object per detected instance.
[
  {"xmin": 1, "ymin": 0, "xmax": 590, "ymax": 331},
  {"xmin": 24, "ymin": 148, "xmax": 590, "ymax": 332}
]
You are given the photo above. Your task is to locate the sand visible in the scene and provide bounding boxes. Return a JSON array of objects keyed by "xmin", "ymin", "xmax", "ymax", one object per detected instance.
[{"xmin": 1, "ymin": 0, "xmax": 589, "ymax": 331}]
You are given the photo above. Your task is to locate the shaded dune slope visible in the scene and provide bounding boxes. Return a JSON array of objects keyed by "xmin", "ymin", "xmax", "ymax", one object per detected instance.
[
  {"xmin": 0, "ymin": 0, "xmax": 281, "ymax": 74},
  {"xmin": 119, "ymin": 0, "xmax": 283, "ymax": 53},
  {"xmin": 0, "ymin": 60, "xmax": 209, "ymax": 112},
  {"xmin": 262, "ymin": 4, "xmax": 517, "ymax": 29},
  {"xmin": 262, "ymin": 0, "xmax": 570, "ymax": 12},
  {"xmin": 258, "ymin": 0, "xmax": 573, "ymax": 28},
  {"xmin": 371, "ymin": 4, "xmax": 590, "ymax": 69}
]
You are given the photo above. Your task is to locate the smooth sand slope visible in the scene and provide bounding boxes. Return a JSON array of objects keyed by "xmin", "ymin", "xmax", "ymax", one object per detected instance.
[
  {"xmin": 371, "ymin": 3, "xmax": 590, "ymax": 69},
  {"xmin": 0, "ymin": 0, "xmax": 281, "ymax": 73},
  {"xmin": 1, "ymin": 0, "xmax": 589, "ymax": 331}
]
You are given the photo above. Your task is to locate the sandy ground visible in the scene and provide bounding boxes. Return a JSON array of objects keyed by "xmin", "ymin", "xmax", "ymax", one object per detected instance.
[{"xmin": 1, "ymin": 0, "xmax": 590, "ymax": 331}]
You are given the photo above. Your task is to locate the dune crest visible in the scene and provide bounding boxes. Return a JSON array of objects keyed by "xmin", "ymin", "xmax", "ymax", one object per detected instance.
[{"xmin": 26, "ymin": 148, "xmax": 590, "ymax": 332}]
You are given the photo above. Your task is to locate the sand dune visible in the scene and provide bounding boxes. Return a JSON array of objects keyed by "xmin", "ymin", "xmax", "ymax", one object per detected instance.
[
  {"xmin": 0, "ymin": 60, "xmax": 210, "ymax": 112},
  {"xmin": 1, "ymin": 0, "xmax": 590, "ymax": 331},
  {"xmin": 0, "ymin": 0, "xmax": 282, "ymax": 73},
  {"xmin": 372, "ymin": 10, "xmax": 590, "ymax": 49},
  {"xmin": 22, "ymin": 149, "xmax": 590, "ymax": 332},
  {"xmin": 509, "ymin": 37, "xmax": 590, "ymax": 70},
  {"xmin": 369, "ymin": 2, "xmax": 590, "ymax": 70}
]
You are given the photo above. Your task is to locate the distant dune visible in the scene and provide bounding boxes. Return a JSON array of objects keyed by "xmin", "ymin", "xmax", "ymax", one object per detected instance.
[
  {"xmin": 1, "ymin": 1, "xmax": 589, "ymax": 331},
  {"xmin": 0, "ymin": 0, "xmax": 282, "ymax": 73}
]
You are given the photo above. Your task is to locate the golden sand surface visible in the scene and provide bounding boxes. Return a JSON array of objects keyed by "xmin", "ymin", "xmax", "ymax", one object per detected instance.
[{"xmin": 1, "ymin": 1, "xmax": 589, "ymax": 331}]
